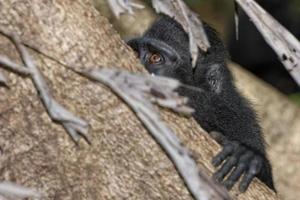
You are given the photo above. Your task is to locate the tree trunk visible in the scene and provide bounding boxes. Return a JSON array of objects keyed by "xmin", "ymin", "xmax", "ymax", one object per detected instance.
[{"xmin": 0, "ymin": 0, "xmax": 277, "ymax": 199}]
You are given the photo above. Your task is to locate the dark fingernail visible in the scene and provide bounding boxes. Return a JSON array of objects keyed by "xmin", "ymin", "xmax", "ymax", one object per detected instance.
[
  {"xmin": 224, "ymin": 181, "xmax": 234, "ymax": 190},
  {"xmin": 239, "ymin": 183, "xmax": 247, "ymax": 192},
  {"xmin": 212, "ymin": 157, "xmax": 220, "ymax": 167}
]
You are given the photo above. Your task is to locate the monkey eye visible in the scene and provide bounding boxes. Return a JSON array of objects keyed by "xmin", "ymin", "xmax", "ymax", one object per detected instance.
[{"xmin": 148, "ymin": 52, "xmax": 163, "ymax": 64}]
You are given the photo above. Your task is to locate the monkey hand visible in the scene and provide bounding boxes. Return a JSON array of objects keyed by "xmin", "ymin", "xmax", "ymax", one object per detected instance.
[{"xmin": 210, "ymin": 131, "xmax": 264, "ymax": 192}]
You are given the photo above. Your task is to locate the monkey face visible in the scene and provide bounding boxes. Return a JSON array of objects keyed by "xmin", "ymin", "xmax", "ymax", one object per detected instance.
[
  {"xmin": 127, "ymin": 15, "xmax": 227, "ymax": 87},
  {"xmin": 128, "ymin": 38, "xmax": 178, "ymax": 73},
  {"xmin": 127, "ymin": 37, "xmax": 194, "ymax": 85}
]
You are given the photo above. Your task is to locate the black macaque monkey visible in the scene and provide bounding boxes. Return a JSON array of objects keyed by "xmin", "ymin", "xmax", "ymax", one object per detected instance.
[{"xmin": 127, "ymin": 16, "xmax": 275, "ymax": 192}]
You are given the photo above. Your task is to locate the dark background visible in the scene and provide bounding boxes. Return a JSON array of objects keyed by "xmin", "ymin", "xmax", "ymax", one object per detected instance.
[{"xmin": 147, "ymin": 0, "xmax": 300, "ymax": 103}]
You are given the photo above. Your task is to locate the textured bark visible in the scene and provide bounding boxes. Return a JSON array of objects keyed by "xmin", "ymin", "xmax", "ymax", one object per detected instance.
[{"xmin": 0, "ymin": 0, "xmax": 277, "ymax": 199}]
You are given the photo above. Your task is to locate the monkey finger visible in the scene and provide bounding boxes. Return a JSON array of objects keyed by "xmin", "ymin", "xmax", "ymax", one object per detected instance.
[
  {"xmin": 223, "ymin": 163, "xmax": 247, "ymax": 190},
  {"xmin": 213, "ymin": 157, "xmax": 238, "ymax": 182},
  {"xmin": 239, "ymin": 172, "xmax": 255, "ymax": 192},
  {"xmin": 223, "ymin": 151, "xmax": 254, "ymax": 189},
  {"xmin": 239, "ymin": 156, "xmax": 263, "ymax": 192},
  {"xmin": 213, "ymin": 145, "xmax": 246, "ymax": 181},
  {"xmin": 212, "ymin": 142, "xmax": 235, "ymax": 167},
  {"xmin": 210, "ymin": 131, "xmax": 227, "ymax": 145},
  {"xmin": 212, "ymin": 141, "xmax": 240, "ymax": 167}
]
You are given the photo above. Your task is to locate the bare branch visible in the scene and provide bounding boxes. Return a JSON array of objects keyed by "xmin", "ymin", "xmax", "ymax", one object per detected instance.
[
  {"xmin": 82, "ymin": 68, "xmax": 231, "ymax": 200},
  {"xmin": 0, "ymin": 182, "xmax": 41, "ymax": 200},
  {"xmin": 234, "ymin": 1, "xmax": 239, "ymax": 41},
  {"xmin": 0, "ymin": 55, "xmax": 31, "ymax": 76},
  {"xmin": 0, "ymin": 71, "xmax": 8, "ymax": 86},
  {"xmin": 107, "ymin": 0, "xmax": 144, "ymax": 18},
  {"xmin": 151, "ymin": 0, "xmax": 210, "ymax": 67},
  {"xmin": 0, "ymin": 29, "xmax": 89, "ymax": 144},
  {"xmin": 235, "ymin": 0, "xmax": 300, "ymax": 86}
]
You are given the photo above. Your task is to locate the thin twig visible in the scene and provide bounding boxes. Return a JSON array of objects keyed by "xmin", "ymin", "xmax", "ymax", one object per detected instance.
[
  {"xmin": 0, "ymin": 55, "xmax": 31, "ymax": 75},
  {"xmin": 0, "ymin": 28, "xmax": 90, "ymax": 144},
  {"xmin": 0, "ymin": 182, "xmax": 41, "ymax": 200}
]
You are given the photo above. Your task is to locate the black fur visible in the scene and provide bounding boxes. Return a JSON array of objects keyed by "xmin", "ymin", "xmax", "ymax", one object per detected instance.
[{"xmin": 128, "ymin": 16, "xmax": 275, "ymax": 192}]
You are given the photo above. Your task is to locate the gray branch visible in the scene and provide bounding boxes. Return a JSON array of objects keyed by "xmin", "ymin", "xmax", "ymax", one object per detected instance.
[
  {"xmin": 107, "ymin": 0, "xmax": 144, "ymax": 18},
  {"xmin": 82, "ymin": 68, "xmax": 230, "ymax": 200},
  {"xmin": 0, "ymin": 55, "xmax": 31, "ymax": 75},
  {"xmin": 151, "ymin": 0, "xmax": 210, "ymax": 67},
  {"xmin": 0, "ymin": 182, "xmax": 41, "ymax": 200},
  {"xmin": 235, "ymin": 0, "xmax": 300, "ymax": 86},
  {"xmin": 0, "ymin": 29, "xmax": 89, "ymax": 144}
]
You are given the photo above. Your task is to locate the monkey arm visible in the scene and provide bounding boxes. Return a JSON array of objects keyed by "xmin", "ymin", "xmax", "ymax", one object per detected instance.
[
  {"xmin": 184, "ymin": 76, "xmax": 275, "ymax": 192},
  {"xmin": 212, "ymin": 90, "xmax": 275, "ymax": 191},
  {"xmin": 126, "ymin": 15, "xmax": 275, "ymax": 192}
]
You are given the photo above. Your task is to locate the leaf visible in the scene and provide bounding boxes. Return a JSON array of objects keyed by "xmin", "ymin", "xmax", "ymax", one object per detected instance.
[{"xmin": 151, "ymin": 0, "xmax": 210, "ymax": 67}]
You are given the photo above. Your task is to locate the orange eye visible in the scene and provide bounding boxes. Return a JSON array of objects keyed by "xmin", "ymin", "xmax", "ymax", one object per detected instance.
[{"xmin": 149, "ymin": 53, "xmax": 162, "ymax": 64}]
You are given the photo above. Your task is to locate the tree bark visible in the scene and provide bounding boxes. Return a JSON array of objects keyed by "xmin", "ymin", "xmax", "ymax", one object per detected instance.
[{"xmin": 0, "ymin": 0, "xmax": 277, "ymax": 199}]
